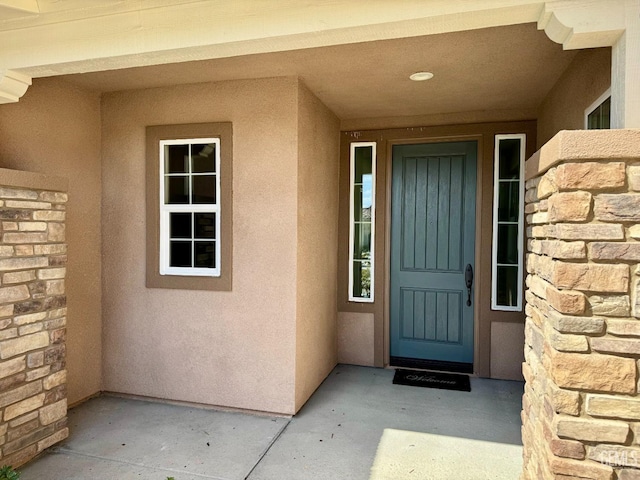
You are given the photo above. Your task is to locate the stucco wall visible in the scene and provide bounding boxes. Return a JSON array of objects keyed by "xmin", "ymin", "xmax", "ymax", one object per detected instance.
[
  {"xmin": 537, "ymin": 48, "xmax": 611, "ymax": 148},
  {"xmin": 101, "ymin": 77, "xmax": 301, "ymax": 414},
  {"xmin": 0, "ymin": 78, "xmax": 103, "ymax": 406},
  {"xmin": 294, "ymin": 82, "xmax": 340, "ymax": 411}
]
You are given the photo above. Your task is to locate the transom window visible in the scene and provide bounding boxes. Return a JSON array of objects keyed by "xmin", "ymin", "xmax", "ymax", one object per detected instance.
[{"xmin": 159, "ymin": 138, "xmax": 220, "ymax": 276}]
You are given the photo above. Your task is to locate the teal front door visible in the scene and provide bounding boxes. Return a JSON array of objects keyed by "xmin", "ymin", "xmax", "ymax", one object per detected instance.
[{"xmin": 390, "ymin": 141, "xmax": 477, "ymax": 368}]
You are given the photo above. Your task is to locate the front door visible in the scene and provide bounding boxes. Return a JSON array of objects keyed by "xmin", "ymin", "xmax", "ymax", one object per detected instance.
[{"xmin": 390, "ymin": 141, "xmax": 477, "ymax": 369}]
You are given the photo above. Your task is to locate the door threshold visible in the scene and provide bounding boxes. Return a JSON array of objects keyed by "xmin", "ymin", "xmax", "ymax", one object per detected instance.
[{"xmin": 390, "ymin": 356, "xmax": 473, "ymax": 374}]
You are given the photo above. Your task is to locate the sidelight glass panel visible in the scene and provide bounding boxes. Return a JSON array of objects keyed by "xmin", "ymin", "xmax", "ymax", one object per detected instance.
[
  {"xmin": 195, "ymin": 241, "xmax": 216, "ymax": 268},
  {"xmin": 492, "ymin": 135, "xmax": 525, "ymax": 311},
  {"xmin": 349, "ymin": 142, "xmax": 376, "ymax": 302},
  {"xmin": 170, "ymin": 241, "xmax": 192, "ymax": 267},
  {"xmin": 191, "ymin": 143, "xmax": 217, "ymax": 173},
  {"xmin": 195, "ymin": 213, "xmax": 216, "ymax": 239},
  {"xmin": 170, "ymin": 213, "xmax": 191, "ymax": 238}
]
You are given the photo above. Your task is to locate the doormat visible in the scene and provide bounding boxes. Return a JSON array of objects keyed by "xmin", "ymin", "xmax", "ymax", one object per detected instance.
[{"xmin": 392, "ymin": 369, "xmax": 471, "ymax": 392}]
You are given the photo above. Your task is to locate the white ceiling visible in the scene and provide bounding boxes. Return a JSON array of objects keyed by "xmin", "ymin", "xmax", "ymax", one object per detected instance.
[{"xmin": 60, "ymin": 23, "xmax": 578, "ymax": 121}]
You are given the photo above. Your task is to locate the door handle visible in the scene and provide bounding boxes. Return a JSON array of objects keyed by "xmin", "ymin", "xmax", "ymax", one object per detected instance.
[{"xmin": 465, "ymin": 264, "xmax": 474, "ymax": 307}]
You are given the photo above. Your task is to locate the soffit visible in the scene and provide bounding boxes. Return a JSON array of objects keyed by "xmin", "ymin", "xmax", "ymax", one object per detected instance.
[{"xmin": 61, "ymin": 23, "xmax": 577, "ymax": 120}]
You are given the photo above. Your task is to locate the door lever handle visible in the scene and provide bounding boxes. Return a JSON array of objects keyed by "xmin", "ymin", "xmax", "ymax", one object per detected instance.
[{"xmin": 465, "ymin": 264, "xmax": 474, "ymax": 307}]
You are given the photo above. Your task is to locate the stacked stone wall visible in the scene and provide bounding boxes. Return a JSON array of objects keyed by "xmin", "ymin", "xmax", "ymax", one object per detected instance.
[
  {"xmin": 523, "ymin": 130, "xmax": 640, "ymax": 480},
  {"xmin": 0, "ymin": 175, "xmax": 68, "ymax": 468}
]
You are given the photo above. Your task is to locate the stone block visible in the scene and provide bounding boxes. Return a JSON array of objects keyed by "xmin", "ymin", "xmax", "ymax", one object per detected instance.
[
  {"xmin": 2, "ymin": 232, "xmax": 48, "ymax": 244},
  {"xmin": 1, "ymin": 444, "xmax": 37, "ymax": 469},
  {"xmin": 595, "ymin": 194, "xmax": 640, "ymax": 222},
  {"xmin": 554, "ymin": 223, "xmax": 625, "ymax": 241},
  {"xmin": 607, "ymin": 318, "xmax": 640, "ymax": 337},
  {"xmin": 0, "ymin": 285, "xmax": 29, "ymax": 304},
  {"xmin": 619, "ymin": 470, "xmax": 640, "ymax": 480},
  {"xmin": 45, "ymin": 280, "xmax": 65, "ymax": 296},
  {"xmin": 630, "ymin": 225, "xmax": 640, "ymax": 239},
  {"xmin": 0, "ymin": 328, "xmax": 18, "ymax": 340},
  {"xmin": 548, "ymin": 191, "xmax": 592, "ymax": 222},
  {"xmin": 18, "ymin": 323, "xmax": 42, "ymax": 336},
  {"xmin": 556, "ymin": 416, "xmax": 629, "ymax": 443},
  {"xmin": 39, "ymin": 399, "xmax": 66, "ymax": 426},
  {"xmin": 43, "ymin": 370, "xmax": 66, "ymax": 390},
  {"xmin": 552, "ymin": 262, "xmax": 628, "ymax": 293},
  {"xmin": 551, "ymin": 351, "xmax": 636, "ymax": 393},
  {"xmin": 549, "ymin": 310, "xmax": 605, "ymax": 334},
  {"xmin": 17, "ymin": 221, "xmax": 46, "ymax": 232},
  {"xmin": 0, "ymin": 245, "xmax": 14, "ymax": 256},
  {"xmin": 47, "ymin": 223, "xmax": 65, "ymax": 242},
  {"xmin": 38, "ymin": 192, "xmax": 67, "ymax": 203},
  {"xmin": 37, "ymin": 268, "xmax": 65, "ymax": 280},
  {"xmin": 4, "ymin": 393, "xmax": 46, "ymax": 421},
  {"xmin": 556, "ymin": 162, "xmax": 625, "ymax": 190},
  {"xmin": 549, "ymin": 330, "xmax": 589, "ymax": 353},
  {"xmin": 3, "ymin": 424, "xmax": 54, "ymax": 454},
  {"xmin": 591, "ymin": 337, "xmax": 640, "ymax": 355},
  {"xmin": 2, "ymin": 270, "xmax": 36, "ymax": 284},
  {"xmin": 0, "ymin": 381, "xmax": 41, "ymax": 408},
  {"xmin": 25, "ymin": 365, "xmax": 50, "ymax": 382},
  {"xmin": 7, "ymin": 418, "xmax": 39, "ymax": 442},
  {"xmin": 0, "ymin": 187, "xmax": 38, "ymax": 200},
  {"xmin": 32, "ymin": 244, "xmax": 66, "ymax": 255},
  {"xmin": 0, "ymin": 209, "xmax": 31, "ymax": 221},
  {"xmin": 0, "ymin": 356, "xmax": 25, "ymax": 379},
  {"xmin": 590, "ymin": 242, "xmax": 640, "ymax": 261},
  {"xmin": 549, "ymin": 383, "xmax": 581, "ymax": 416},
  {"xmin": 589, "ymin": 444, "xmax": 640, "ymax": 469},
  {"xmin": 0, "ymin": 257, "xmax": 48, "ymax": 272},
  {"xmin": 37, "ymin": 427, "xmax": 68, "ymax": 452},
  {"xmin": 14, "ymin": 312, "xmax": 47, "ymax": 326},
  {"xmin": 543, "ymin": 240, "xmax": 586, "ymax": 259},
  {"xmin": 590, "ymin": 295, "xmax": 630, "ymax": 317},
  {"xmin": 587, "ymin": 394, "xmax": 640, "ymax": 420},
  {"xmin": 547, "ymin": 287, "xmax": 586, "ymax": 315},
  {"xmin": 27, "ymin": 351, "xmax": 44, "ymax": 368},
  {"xmin": 550, "ymin": 438, "xmax": 585, "ymax": 459},
  {"xmin": 538, "ymin": 168, "xmax": 558, "ymax": 199},
  {"xmin": 8, "ymin": 410, "xmax": 38, "ymax": 428},
  {"xmin": 550, "ymin": 456, "xmax": 613, "ymax": 480},
  {"xmin": 0, "ymin": 331, "xmax": 49, "ymax": 359},
  {"xmin": 5, "ymin": 200, "xmax": 51, "ymax": 210},
  {"xmin": 14, "ymin": 245, "xmax": 34, "ymax": 257}
]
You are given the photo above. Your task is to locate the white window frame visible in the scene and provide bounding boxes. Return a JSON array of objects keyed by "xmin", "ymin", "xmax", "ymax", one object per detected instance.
[
  {"xmin": 491, "ymin": 134, "xmax": 526, "ymax": 312},
  {"xmin": 159, "ymin": 138, "xmax": 221, "ymax": 277},
  {"xmin": 584, "ymin": 88, "xmax": 611, "ymax": 129},
  {"xmin": 348, "ymin": 142, "xmax": 376, "ymax": 303}
]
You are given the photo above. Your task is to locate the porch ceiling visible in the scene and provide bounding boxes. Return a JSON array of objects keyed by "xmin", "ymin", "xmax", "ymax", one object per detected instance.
[{"xmin": 60, "ymin": 23, "xmax": 576, "ymax": 121}]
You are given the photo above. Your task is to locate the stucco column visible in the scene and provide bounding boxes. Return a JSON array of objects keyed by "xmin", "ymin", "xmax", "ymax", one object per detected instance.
[{"xmin": 611, "ymin": 1, "xmax": 640, "ymax": 128}]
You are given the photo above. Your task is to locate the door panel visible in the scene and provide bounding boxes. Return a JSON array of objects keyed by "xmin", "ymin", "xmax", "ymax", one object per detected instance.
[{"xmin": 390, "ymin": 142, "xmax": 477, "ymax": 365}]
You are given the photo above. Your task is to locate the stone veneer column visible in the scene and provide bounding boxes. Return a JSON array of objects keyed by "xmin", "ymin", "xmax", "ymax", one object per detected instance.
[
  {"xmin": 0, "ymin": 169, "xmax": 68, "ymax": 468},
  {"xmin": 522, "ymin": 130, "xmax": 640, "ymax": 480}
]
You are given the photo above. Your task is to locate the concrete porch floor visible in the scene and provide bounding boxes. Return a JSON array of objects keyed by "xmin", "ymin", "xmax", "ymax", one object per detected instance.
[{"xmin": 19, "ymin": 365, "xmax": 523, "ymax": 479}]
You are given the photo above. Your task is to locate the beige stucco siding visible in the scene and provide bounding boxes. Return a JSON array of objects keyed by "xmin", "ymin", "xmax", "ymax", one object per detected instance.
[
  {"xmin": 294, "ymin": 82, "xmax": 340, "ymax": 411},
  {"xmin": 101, "ymin": 77, "xmax": 300, "ymax": 414},
  {"xmin": 0, "ymin": 77, "xmax": 103, "ymax": 405},
  {"xmin": 537, "ymin": 47, "xmax": 611, "ymax": 148}
]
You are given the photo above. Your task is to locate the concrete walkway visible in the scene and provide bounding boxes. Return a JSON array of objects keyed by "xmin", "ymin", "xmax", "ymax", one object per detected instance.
[{"xmin": 19, "ymin": 365, "xmax": 523, "ymax": 479}]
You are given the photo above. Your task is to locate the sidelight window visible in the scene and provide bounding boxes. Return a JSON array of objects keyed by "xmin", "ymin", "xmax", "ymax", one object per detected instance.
[
  {"xmin": 349, "ymin": 142, "xmax": 376, "ymax": 302},
  {"xmin": 491, "ymin": 134, "xmax": 525, "ymax": 311}
]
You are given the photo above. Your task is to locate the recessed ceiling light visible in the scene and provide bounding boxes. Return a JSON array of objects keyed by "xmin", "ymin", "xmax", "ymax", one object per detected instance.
[{"xmin": 409, "ymin": 71, "xmax": 434, "ymax": 81}]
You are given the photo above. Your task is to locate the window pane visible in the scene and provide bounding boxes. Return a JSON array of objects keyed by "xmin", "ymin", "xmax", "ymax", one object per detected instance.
[
  {"xmin": 195, "ymin": 241, "xmax": 216, "ymax": 268},
  {"xmin": 588, "ymin": 97, "xmax": 611, "ymax": 130},
  {"xmin": 191, "ymin": 143, "xmax": 216, "ymax": 173},
  {"xmin": 496, "ymin": 266, "xmax": 519, "ymax": 307},
  {"xmin": 354, "ymin": 146, "xmax": 373, "ymax": 183},
  {"xmin": 165, "ymin": 176, "xmax": 189, "ymax": 204},
  {"xmin": 170, "ymin": 241, "xmax": 192, "ymax": 267},
  {"xmin": 498, "ymin": 139, "xmax": 521, "ymax": 180},
  {"xmin": 170, "ymin": 213, "xmax": 191, "ymax": 238},
  {"xmin": 497, "ymin": 224, "xmax": 519, "ymax": 265},
  {"xmin": 195, "ymin": 213, "xmax": 216, "ymax": 239},
  {"xmin": 192, "ymin": 175, "xmax": 216, "ymax": 204},
  {"xmin": 165, "ymin": 144, "xmax": 189, "ymax": 174},
  {"xmin": 352, "ymin": 222, "xmax": 372, "ymax": 260},
  {"xmin": 352, "ymin": 261, "xmax": 371, "ymax": 299},
  {"xmin": 498, "ymin": 182, "xmax": 520, "ymax": 222},
  {"xmin": 353, "ymin": 176, "xmax": 373, "ymax": 222}
]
